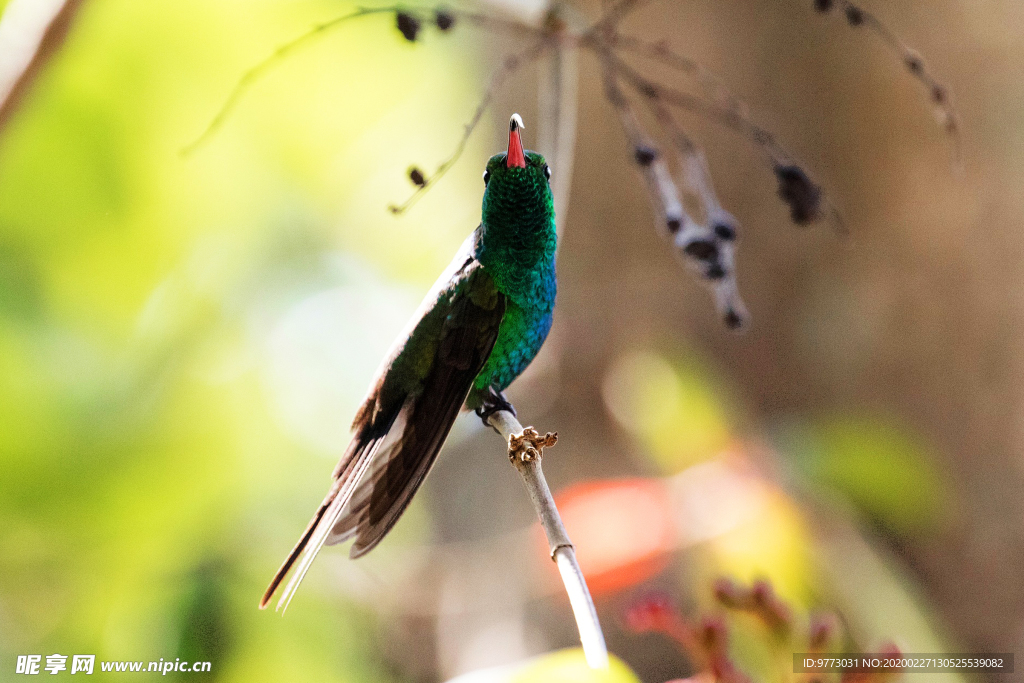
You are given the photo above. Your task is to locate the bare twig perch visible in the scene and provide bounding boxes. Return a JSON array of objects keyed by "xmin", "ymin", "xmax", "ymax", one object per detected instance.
[
  {"xmin": 484, "ymin": 408, "xmax": 609, "ymax": 670},
  {"xmin": 194, "ymin": 1, "xmax": 957, "ymax": 327}
]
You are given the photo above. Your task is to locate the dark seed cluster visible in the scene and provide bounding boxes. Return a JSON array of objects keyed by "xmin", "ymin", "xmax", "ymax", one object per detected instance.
[
  {"xmin": 408, "ymin": 167, "xmax": 426, "ymax": 187},
  {"xmin": 434, "ymin": 9, "xmax": 455, "ymax": 31},
  {"xmin": 713, "ymin": 222, "xmax": 737, "ymax": 241},
  {"xmin": 774, "ymin": 164, "xmax": 822, "ymax": 225},
  {"xmin": 723, "ymin": 308, "xmax": 744, "ymax": 330},
  {"xmin": 396, "ymin": 12, "xmax": 421, "ymax": 42},
  {"xmin": 806, "ymin": 0, "xmax": 960, "ymax": 155},
  {"xmin": 683, "ymin": 238, "xmax": 718, "ymax": 262},
  {"xmin": 395, "ymin": 9, "xmax": 456, "ymax": 42},
  {"xmin": 814, "ymin": 0, "xmax": 864, "ymax": 24},
  {"xmin": 634, "ymin": 145, "xmax": 657, "ymax": 167},
  {"xmin": 904, "ymin": 53, "xmax": 924, "ymax": 74},
  {"xmin": 845, "ymin": 5, "xmax": 865, "ymax": 26},
  {"xmin": 670, "ymin": 206, "xmax": 746, "ymax": 330}
]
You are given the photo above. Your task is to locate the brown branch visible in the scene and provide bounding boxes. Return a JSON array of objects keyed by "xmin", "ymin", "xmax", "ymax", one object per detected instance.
[
  {"xmin": 819, "ymin": 0, "xmax": 961, "ymax": 162},
  {"xmin": 0, "ymin": 0, "xmax": 85, "ymax": 134},
  {"xmin": 182, "ymin": 5, "xmax": 548, "ymax": 156},
  {"xmin": 589, "ymin": 0, "xmax": 655, "ymax": 36},
  {"xmin": 600, "ymin": 62, "xmax": 688, "ymax": 237},
  {"xmin": 485, "ymin": 409, "xmax": 609, "ymax": 670},
  {"xmin": 601, "ymin": 46, "xmax": 846, "ymax": 234},
  {"xmin": 599, "ymin": 51, "xmax": 748, "ymax": 329},
  {"xmin": 600, "ymin": 47, "xmax": 788, "ymax": 164},
  {"xmin": 611, "ymin": 34, "xmax": 749, "ymax": 120},
  {"xmin": 388, "ymin": 39, "xmax": 550, "ymax": 214},
  {"xmin": 537, "ymin": 40, "xmax": 579, "ymax": 237}
]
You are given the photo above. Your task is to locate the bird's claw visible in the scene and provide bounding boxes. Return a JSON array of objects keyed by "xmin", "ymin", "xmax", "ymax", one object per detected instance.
[
  {"xmin": 475, "ymin": 388, "xmax": 517, "ymax": 424},
  {"xmin": 508, "ymin": 427, "xmax": 558, "ymax": 463}
]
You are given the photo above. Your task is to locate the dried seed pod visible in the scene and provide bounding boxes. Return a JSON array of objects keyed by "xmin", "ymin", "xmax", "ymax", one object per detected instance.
[
  {"xmin": 683, "ymin": 238, "xmax": 719, "ymax": 262},
  {"xmin": 723, "ymin": 307, "xmax": 745, "ymax": 330},
  {"xmin": 434, "ymin": 9, "xmax": 455, "ymax": 31},
  {"xmin": 774, "ymin": 164, "xmax": 823, "ymax": 225},
  {"xmin": 396, "ymin": 11, "xmax": 421, "ymax": 42},
  {"xmin": 845, "ymin": 5, "xmax": 865, "ymax": 26},
  {"xmin": 705, "ymin": 263, "xmax": 727, "ymax": 280},
  {"xmin": 814, "ymin": 0, "xmax": 834, "ymax": 12},
  {"xmin": 634, "ymin": 145, "xmax": 657, "ymax": 167},
  {"xmin": 713, "ymin": 221, "xmax": 737, "ymax": 241},
  {"xmin": 712, "ymin": 278, "xmax": 748, "ymax": 331},
  {"xmin": 707, "ymin": 207, "xmax": 740, "ymax": 246},
  {"xmin": 904, "ymin": 51, "xmax": 924, "ymax": 74},
  {"xmin": 408, "ymin": 167, "xmax": 426, "ymax": 187}
]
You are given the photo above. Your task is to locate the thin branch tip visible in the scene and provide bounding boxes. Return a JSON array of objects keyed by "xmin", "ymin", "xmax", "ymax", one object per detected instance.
[{"xmin": 483, "ymin": 405, "xmax": 608, "ymax": 669}]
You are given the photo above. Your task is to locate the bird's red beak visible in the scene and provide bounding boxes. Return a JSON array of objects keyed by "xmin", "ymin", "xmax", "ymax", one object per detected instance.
[{"xmin": 507, "ymin": 113, "xmax": 526, "ymax": 169}]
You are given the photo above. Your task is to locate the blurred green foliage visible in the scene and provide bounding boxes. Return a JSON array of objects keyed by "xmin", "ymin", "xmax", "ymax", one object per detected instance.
[
  {"xmin": 789, "ymin": 416, "xmax": 949, "ymax": 533},
  {"xmin": 0, "ymin": 0, "xmax": 490, "ymax": 679},
  {"xmin": 602, "ymin": 348, "xmax": 733, "ymax": 474}
]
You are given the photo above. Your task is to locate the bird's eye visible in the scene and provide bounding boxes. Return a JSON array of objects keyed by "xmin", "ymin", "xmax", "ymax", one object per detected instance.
[
  {"xmin": 483, "ymin": 170, "xmax": 490, "ymax": 184},
  {"xmin": 543, "ymin": 164, "xmax": 551, "ymax": 180}
]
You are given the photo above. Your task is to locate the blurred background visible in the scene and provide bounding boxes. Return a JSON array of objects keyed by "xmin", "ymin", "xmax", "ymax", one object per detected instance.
[{"xmin": 0, "ymin": 0, "xmax": 1019, "ymax": 680}]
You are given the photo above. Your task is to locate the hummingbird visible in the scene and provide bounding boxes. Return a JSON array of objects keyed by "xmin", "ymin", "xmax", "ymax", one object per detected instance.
[{"xmin": 261, "ymin": 113, "xmax": 557, "ymax": 610}]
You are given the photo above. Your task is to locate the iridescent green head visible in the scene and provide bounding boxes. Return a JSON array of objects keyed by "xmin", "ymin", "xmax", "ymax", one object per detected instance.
[{"xmin": 480, "ymin": 114, "xmax": 554, "ymax": 232}]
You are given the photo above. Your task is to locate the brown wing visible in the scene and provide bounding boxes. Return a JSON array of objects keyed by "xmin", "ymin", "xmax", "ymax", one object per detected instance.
[
  {"xmin": 331, "ymin": 276, "xmax": 504, "ymax": 556},
  {"xmin": 260, "ymin": 257, "xmax": 504, "ymax": 610}
]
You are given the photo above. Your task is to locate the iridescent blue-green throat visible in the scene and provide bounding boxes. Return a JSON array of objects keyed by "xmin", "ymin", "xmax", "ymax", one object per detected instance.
[{"xmin": 469, "ymin": 126, "xmax": 557, "ymax": 403}]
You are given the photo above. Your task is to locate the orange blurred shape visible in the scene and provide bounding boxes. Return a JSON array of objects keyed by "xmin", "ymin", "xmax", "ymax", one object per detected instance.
[{"xmin": 552, "ymin": 478, "xmax": 676, "ymax": 596}]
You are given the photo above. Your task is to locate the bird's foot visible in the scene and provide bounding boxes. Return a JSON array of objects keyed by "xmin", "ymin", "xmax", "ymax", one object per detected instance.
[
  {"xmin": 475, "ymin": 388, "xmax": 517, "ymax": 425},
  {"xmin": 508, "ymin": 427, "xmax": 558, "ymax": 463}
]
